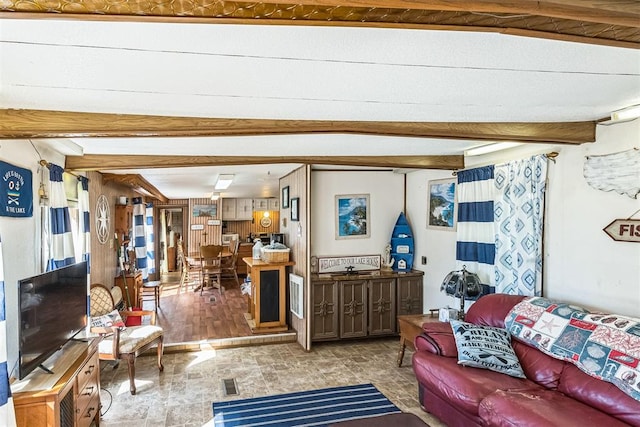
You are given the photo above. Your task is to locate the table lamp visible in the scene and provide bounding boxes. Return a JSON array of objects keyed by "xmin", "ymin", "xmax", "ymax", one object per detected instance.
[{"xmin": 440, "ymin": 266, "xmax": 482, "ymax": 320}]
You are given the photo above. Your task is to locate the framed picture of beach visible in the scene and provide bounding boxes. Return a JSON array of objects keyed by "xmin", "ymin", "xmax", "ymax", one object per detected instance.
[
  {"xmin": 335, "ymin": 194, "xmax": 370, "ymax": 239},
  {"xmin": 428, "ymin": 178, "xmax": 457, "ymax": 231}
]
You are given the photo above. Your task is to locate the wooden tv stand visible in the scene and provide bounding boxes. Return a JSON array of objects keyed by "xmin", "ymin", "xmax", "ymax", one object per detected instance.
[{"xmin": 12, "ymin": 338, "xmax": 101, "ymax": 427}]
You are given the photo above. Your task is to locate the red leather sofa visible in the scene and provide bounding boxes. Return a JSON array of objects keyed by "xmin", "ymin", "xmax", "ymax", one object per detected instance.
[{"xmin": 412, "ymin": 294, "xmax": 640, "ymax": 427}]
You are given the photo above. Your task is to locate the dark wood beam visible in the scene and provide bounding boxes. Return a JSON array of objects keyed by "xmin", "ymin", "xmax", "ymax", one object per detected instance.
[
  {"xmin": 101, "ymin": 173, "xmax": 168, "ymax": 202},
  {"xmin": 0, "ymin": 109, "xmax": 596, "ymax": 144},
  {"xmin": 67, "ymin": 154, "xmax": 465, "ymax": 171}
]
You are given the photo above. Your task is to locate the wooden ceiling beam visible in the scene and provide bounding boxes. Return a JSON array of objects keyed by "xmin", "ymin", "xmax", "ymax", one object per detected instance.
[
  {"xmin": 67, "ymin": 154, "xmax": 465, "ymax": 171},
  {"xmin": 0, "ymin": 109, "xmax": 596, "ymax": 144},
  {"xmin": 102, "ymin": 173, "xmax": 168, "ymax": 202}
]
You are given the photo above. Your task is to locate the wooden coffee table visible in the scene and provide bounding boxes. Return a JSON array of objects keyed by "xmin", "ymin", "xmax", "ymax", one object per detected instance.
[{"xmin": 397, "ymin": 313, "xmax": 440, "ymax": 367}]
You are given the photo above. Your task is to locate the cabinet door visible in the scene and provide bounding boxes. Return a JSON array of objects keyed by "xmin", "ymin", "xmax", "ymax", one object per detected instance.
[
  {"xmin": 253, "ymin": 198, "xmax": 268, "ymax": 210},
  {"xmin": 397, "ymin": 275, "xmax": 424, "ymax": 316},
  {"xmin": 339, "ymin": 280, "xmax": 367, "ymax": 338},
  {"xmin": 114, "ymin": 205, "xmax": 132, "ymax": 237},
  {"xmin": 369, "ymin": 278, "xmax": 396, "ymax": 335},
  {"xmin": 311, "ymin": 280, "xmax": 339, "ymax": 341},
  {"xmin": 222, "ymin": 199, "xmax": 237, "ymax": 220},
  {"xmin": 236, "ymin": 198, "xmax": 253, "ymax": 220},
  {"xmin": 268, "ymin": 198, "xmax": 280, "ymax": 210}
]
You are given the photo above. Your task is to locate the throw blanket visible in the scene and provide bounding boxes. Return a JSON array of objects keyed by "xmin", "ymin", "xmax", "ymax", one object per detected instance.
[{"xmin": 504, "ymin": 296, "xmax": 640, "ymax": 402}]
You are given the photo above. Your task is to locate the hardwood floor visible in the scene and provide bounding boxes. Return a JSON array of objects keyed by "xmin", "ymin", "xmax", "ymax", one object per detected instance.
[{"xmin": 144, "ymin": 272, "xmax": 257, "ymax": 345}]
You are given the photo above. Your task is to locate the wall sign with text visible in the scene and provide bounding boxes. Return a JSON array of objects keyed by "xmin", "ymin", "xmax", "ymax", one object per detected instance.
[
  {"xmin": 0, "ymin": 161, "xmax": 33, "ymax": 218},
  {"xmin": 603, "ymin": 219, "xmax": 640, "ymax": 243}
]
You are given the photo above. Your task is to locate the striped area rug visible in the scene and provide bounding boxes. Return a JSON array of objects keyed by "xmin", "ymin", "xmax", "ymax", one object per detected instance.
[{"xmin": 212, "ymin": 383, "xmax": 402, "ymax": 426}]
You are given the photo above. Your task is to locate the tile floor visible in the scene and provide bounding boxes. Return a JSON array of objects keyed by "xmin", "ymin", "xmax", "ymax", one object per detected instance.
[{"xmin": 98, "ymin": 337, "xmax": 446, "ymax": 427}]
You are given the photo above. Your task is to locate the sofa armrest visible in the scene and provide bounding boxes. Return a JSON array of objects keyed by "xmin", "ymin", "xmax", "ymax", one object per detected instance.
[{"xmin": 414, "ymin": 322, "xmax": 458, "ymax": 357}]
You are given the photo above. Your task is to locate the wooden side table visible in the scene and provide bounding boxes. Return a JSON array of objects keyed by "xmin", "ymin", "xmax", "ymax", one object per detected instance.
[{"xmin": 397, "ymin": 313, "xmax": 440, "ymax": 367}]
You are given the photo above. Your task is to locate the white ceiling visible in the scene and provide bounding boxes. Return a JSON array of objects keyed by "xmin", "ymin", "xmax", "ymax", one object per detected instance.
[{"xmin": 1, "ymin": 18, "xmax": 639, "ymax": 199}]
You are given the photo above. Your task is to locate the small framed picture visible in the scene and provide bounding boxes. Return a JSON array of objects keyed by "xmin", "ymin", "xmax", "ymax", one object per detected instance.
[
  {"xmin": 335, "ymin": 194, "xmax": 370, "ymax": 239},
  {"xmin": 290, "ymin": 197, "xmax": 300, "ymax": 221},
  {"xmin": 428, "ymin": 178, "xmax": 457, "ymax": 231},
  {"xmin": 282, "ymin": 186, "xmax": 290, "ymax": 209}
]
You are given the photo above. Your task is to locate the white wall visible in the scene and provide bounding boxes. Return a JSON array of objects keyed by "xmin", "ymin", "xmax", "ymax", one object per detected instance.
[
  {"xmin": 0, "ymin": 139, "xmax": 65, "ymax": 376},
  {"xmin": 407, "ymin": 120, "xmax": 640, "ymax": 317},
  {"xmin": 311, "ymin": 170, "xmax": 405, "ymax": 259},
  {"xmin": 406, "ymin": 170, "xmax": 459, "ymax": 312},
  {"xmin": 545, "ymin": 120, "xmax": 640, "ymax": 316}
]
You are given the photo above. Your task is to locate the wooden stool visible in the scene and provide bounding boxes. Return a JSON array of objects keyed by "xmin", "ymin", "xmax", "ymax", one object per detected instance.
[{"xmin": 139, "ymin": 280, "xmax": 162, "ymax": 312}]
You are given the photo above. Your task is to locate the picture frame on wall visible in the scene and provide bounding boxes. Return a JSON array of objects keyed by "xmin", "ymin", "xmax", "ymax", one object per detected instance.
[
  {"xmin": 427, "ymin": 178, "xmax": 457, "ymax": 231},
  {"xmin": 290, "ymin": 197, "xmax": 300, "ymax": 221},
  {"xmin": 192, "ymin": 204, "xmax": 217, "ymax": 217},
  {"xmin": 335, "ymin": 194, "xmax": 370, "ymax": 239},
  {"xmin": 282, "ymin": 186, "xmax": 290, "ymax": 209}
]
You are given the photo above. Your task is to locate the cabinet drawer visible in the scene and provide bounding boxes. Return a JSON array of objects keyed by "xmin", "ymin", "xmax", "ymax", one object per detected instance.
[
  {"xmin": 77, "ymin": 352, "xmax": 99, "ymax": 392},
  {"xmin": 76, "ymin": 394, "xmax": 100, "ymax": 427}
]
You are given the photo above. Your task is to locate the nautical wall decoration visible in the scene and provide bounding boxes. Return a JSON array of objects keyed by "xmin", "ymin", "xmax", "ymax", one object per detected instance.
[
  {"xmin": 0, "ymin": 160, "xmax": 33, "ymax": 218},
  {"xmin": 584, "ymin": 148, "xmax": 640, "ymax": 199},
  {"xmin": 390, "ymin": 212, "xmax": 414, "ymax": 271},
  {"xmin": 603, "ymin": 218, "xmax": 640, "ymax": 243}
]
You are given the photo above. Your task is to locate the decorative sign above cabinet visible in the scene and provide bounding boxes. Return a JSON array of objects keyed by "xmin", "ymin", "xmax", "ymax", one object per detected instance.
[{"xmin": 317, "ymin": 255, "xmax": 381, "ymax": 274}]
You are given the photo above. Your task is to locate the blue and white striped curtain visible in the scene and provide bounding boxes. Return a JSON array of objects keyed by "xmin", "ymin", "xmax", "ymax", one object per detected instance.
[
  {"xmin": 456, "ymin": 166, "xmax": 496, "ymax": 286},
  {"xmin": 132, "ymin": 198, "xmax": 149, "ymax": 281},
  {"xmin": 494, "ymin": 155, "xmax": 547, "ymax": 296},
  {"xmin": 77, "ymin": 176, "xmax": 90, "ymax": 268},
  {"xmin": 0, "ymin": 237, "xmax": 17, "ymax": 426},
  {"xmin": 145, "ymin": 203, "xmax": 155, "ymax": 277},
  {"xmin": 47, "ymin": 164, "xmax": 75, "ymax": 271}
]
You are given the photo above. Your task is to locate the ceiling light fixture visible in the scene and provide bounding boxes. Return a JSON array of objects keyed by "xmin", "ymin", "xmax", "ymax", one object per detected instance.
[
  {"xmin": 211, "ymin": 192, "xmax": 220, "ymax": 201},
  {"xmin": 214, "ymin": 174, "xmax": 234, "ymax": 190},
  {"xmin": 611, "ymin": 104, "xmax": 640, "ymax": 122},
  {"xmin": 464, "ymin": 142, "xmax": 522, "ymax": 157}
]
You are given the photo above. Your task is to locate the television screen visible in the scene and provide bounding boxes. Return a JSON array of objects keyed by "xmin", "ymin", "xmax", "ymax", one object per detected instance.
[{"xmin": 18, "ymin": 261, "xmax": 88, "ymax": 379}]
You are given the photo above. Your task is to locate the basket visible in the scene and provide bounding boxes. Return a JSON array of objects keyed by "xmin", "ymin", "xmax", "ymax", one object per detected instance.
[{"xmin": 260, "ymin": 248, "xmax": 290, "ymax": 263}]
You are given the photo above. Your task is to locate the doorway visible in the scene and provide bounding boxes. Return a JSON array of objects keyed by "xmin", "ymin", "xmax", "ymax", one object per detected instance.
[{"xmin": 157, "ymin": 206, "xmax": 187, "ymax": 275}]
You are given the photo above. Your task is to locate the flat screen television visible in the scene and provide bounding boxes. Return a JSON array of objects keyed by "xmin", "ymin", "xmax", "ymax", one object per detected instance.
[{"xmin": 17, "ymin": 261, "xmax": 88, "ymax": 380}]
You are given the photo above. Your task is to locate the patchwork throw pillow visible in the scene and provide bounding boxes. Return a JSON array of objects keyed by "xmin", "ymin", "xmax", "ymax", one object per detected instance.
[
  {"xmin": 91, "ymin": 309, "xmax": 126, "ymax": 329},
  {"xmin": 450, "ymin": 320, "xmax": 526, "ymax": 378}
]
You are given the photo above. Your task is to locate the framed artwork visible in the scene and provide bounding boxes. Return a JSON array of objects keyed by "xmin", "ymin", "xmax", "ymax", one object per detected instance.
[
  {"xmin": 335, "ymin": 194, "xmax": 370, "ymax": 239},
  {"xmin": 428, "ymin": 178, "xmax": 457, "ymax": 230},
  {"xmin": 192, "ymin": 204, "xmax": 217, "ymax": 217},
  {"xmin": 290, "ymin": 197, "xmax": 300, "ymax": 221},
  {"xmin": 282, "ymin": 186, "xmax": 290, "ymax": 209}
]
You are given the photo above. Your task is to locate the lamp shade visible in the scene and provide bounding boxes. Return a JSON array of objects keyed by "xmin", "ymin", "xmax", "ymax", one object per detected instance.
[{"xmin": 440, "ymin": 266, "xmax": 482, "ymax": 299}]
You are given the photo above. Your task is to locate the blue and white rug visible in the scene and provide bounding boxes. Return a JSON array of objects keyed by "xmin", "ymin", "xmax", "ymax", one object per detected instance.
[{"xmin": 212, "ymin": 383, "xmax": 401, "ymax": 426}]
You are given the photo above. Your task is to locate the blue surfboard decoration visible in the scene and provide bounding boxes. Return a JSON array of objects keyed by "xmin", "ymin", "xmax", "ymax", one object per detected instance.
[{"xmin": 390, "ymin": 212, "xmax": 414, "ymax": 271}]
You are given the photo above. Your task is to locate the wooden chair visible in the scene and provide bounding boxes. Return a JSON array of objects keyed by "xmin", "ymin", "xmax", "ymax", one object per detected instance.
[
  {"xmin": 177, "ymin": 242, "xmax": 200, "ymax": 292},
  {"xmin": 221, "ymin": 238, "xmax": 240, "ymax": 287},
  {"xmin": 90, "ymin": 283, "xmax": 164, "ymax": 395},
  {"xmin": 200, "ymin": 244, "xmax": 223, "ymax": 295}
]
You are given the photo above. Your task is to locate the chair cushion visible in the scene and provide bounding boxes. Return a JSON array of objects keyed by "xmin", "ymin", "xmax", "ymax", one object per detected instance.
[{"xmin": 99, "ymin": 325, "xmax": 163, "ymax": 355}]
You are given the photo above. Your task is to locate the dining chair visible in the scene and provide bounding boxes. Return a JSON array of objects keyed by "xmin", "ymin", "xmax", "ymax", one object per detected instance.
[
  {"xmin": 221, "ymin": 238, "xmax": 240, "ymax": 287},
  {"xmin": 200, "ymin": 244, "xmax": 223, "ymax": 295},
  {"xmin": 177, "ymin": 242, "xmax": 200, "ymax": 292}
]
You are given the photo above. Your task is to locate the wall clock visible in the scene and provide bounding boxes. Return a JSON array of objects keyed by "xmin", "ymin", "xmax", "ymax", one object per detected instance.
[
  {"xmin": 260, "ymin": 216, "xmax": 272, "ymax": 228},
  {"xmin": 96, "ymin": 194, "xmax": 110, "ymax": 244}
]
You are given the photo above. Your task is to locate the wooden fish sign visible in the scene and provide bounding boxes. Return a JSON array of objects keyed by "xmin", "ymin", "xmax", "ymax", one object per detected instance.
[{"xmin": 603, "ymin": 219, "xmax": 640, "ymax": 243}]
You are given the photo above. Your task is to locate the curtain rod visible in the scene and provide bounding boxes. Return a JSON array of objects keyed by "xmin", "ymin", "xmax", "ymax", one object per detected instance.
[
  {"xmin": 451, "ymin": 151, "xmax": 559, "ymax": 176},
  {"xmin": 39, "ymin": 159, "xmax": 88, "ymax": 181}
]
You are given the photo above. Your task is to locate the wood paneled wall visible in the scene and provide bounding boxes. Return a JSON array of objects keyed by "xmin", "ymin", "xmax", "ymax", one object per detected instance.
[
  {"xmin": 88, "ymin": 171, "xmax": 136, "ymax": 288},
  {"xmin": 280, "ymin": 165, "xmax": 310, "ymax": 349},
  {"xmin": 223, "ymin": 210, "xmax": 280, "ymax": 242},
  {"xmin": 187, "ymin": 198, "xmax": 221, "ymax": 254}
]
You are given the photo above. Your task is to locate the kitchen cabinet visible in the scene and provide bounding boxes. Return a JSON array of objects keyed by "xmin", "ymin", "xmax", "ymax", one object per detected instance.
[
  {"xmin": 268, "ymin": 198, "xmax": 280, "ymax": 210},
  {"xmin": 222, "ymin": 198, "xmax": 253, "ymax": 220},
  {"xmin": 253, "ymin": 198, "xmax": 269, "ymax": 210},
  {"xmin": 236, "ymin": 243, "xmax": 253, "ymax": 276},
  {"xmin": 311, "ymin": 270, "xmax": 423, "ymax": 342},
  {"xmin": 115, "ymin": 271, "xmax": 142, "ymax": 309}
]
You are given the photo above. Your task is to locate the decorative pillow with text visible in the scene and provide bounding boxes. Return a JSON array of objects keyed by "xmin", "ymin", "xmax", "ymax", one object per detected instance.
[
  {"xmin": 90, "ymin": 309, "xmax": 126, "ymax": 330},
  {"xmin": 450, "ymin": 320, "xmax": 526, "ymax": 378}
]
